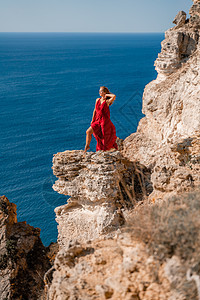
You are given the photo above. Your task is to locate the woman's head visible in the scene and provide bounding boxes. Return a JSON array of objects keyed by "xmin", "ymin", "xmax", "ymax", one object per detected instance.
[{"xmin": 99, "ymin": 86, "xmax": 110, "ymax": 98}]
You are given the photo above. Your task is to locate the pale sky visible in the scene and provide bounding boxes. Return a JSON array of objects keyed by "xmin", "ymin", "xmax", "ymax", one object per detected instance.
[{"xmin": 0, "ymin": 0, "xmax": 192, "ymax": 33}]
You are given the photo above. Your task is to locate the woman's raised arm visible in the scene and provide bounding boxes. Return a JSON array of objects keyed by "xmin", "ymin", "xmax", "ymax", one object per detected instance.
[{"xmin": 106, "ymin": 94, "xmax": 116, "ymax": 106}]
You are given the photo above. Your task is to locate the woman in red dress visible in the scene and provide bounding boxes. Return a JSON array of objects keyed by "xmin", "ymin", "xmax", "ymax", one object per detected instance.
[{"xmin": 84, "ymin": 86, "xmax": 118, "ymax": 153}]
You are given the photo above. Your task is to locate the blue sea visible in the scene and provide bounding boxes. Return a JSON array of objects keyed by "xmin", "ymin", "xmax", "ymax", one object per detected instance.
[{"xmin": 0, "ymin": 32, "xmax": 164, "ymax": 246}]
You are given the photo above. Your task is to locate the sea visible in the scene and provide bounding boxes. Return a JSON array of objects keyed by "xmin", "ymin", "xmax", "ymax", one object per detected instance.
[{"xmin": 0, "ymin": 32, "xmax": 164, "ymax": 246}]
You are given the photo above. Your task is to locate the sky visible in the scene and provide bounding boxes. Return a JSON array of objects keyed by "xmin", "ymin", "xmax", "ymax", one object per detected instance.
[{"xmin": 0, "ymin": 0, "xmax": 193, "ymax": 33}]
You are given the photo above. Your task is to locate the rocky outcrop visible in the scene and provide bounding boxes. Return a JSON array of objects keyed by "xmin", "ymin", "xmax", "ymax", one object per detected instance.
[
  {"xmin": 190, "ymin": 0, "xmax": 200, "ymax": 28},
  {"xmin": 48, "ymin": 188, "xmax": 200, "ymax": 300},
  {"xmin": 52, "ymin": 150, "xmax": 152, "ymax": 248},
  {"xmin": 154, "ymin": 29, "xmax": 198, "ymax": 75},
  {"xmin": 155, "ymin": 3, "xmax": 200, "ymax": 76},
  {"xmin": 123, "ymin": 133, "xmax": 200, "ymax": 201},
  {"xmin": 48, "ymin": 234, "xmax": 172, "ymax": 300},
  {"xmin": 173, "ymin": 11, "xmax": 187, "ymax": 28},
  {"xmin": 48, "ymin": 236, "xmax": 199, "ymax": 300},
  {"xmin": 122, "ymin": 0, "xmax": 200, "ymax": 201},
  {"xmin": 0, "ymin": 195, "xmax": 53, "ymax": 300}
]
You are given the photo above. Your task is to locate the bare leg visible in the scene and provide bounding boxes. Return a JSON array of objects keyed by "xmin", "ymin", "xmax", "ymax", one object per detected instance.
[{"xmin": 84, "ymin": 126, "xmax": 94, "ymax": 153}]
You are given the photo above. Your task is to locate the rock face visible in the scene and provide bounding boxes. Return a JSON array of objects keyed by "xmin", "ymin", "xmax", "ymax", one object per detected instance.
[
  {"xmin": 155, "ymin": 3, "xmax": 200, "ymax": 76},
  {"xmin": 47, "ymin": 188, "xmax": 200, "ymax": 300},
  {"xmin": 122, "ymin": 0, "xmax": 200, "ymax": 201},
  {"xmin": 48, "ymin": 234, "xmax": 173, "ymax": 300},
  {"xmin": 155, "ymin": 29, "xmax": 198, "ymax": 75},
  {"xmin": 0, "ymin": 195, "xmax": 52, "ymax": 300},
  {"xmin": 52, "ymin": 150, "xmax": 152, "ymax": 248},
  {"xmin": 47, "ymin": 236, "xmax": 199, "ymax": 300},
  {"xmin": 190, "ymin": 0, "xmax": 200, "ymax": 28}
]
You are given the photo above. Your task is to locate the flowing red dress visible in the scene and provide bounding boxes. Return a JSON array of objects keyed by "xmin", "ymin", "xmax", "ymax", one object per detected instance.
[{"xmin": 91, "ymin": 97, "xmax": 118, "ymax": 151}]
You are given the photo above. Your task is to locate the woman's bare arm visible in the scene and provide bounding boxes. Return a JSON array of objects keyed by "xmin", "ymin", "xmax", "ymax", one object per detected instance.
[
  {"xmin": 106, "ymin": 94, "xmax": 116, "ymax": 106},
  {"xmin": 91, "ymin": 109, "xmax": 96, "ymax": 124},
  {"xmin": 91, "ymin": 98, "xmax": 99, "ymax": 123}
]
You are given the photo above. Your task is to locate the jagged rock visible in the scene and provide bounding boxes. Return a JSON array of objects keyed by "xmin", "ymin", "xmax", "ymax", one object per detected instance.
[
  {"xmin": 145, "ymin": 55, "xmax": 200, "ymax": 141},
  {"xmin": 173, "ymin": 11, "xmax": 187, "ymax": 28},
  {"xmin": 189, "ymin": 0, "xmax": 200, "ymax": 28},
  {"xmin": 154, "ymin": 30, "xmax": 199, "ymax": 75},
  {"xmin": 116, "ymin": 136, "xmax": 124, "ymax": 151},
  {"xmin": 122, "ymin": 134, "xmax": 200, "ymax": 201},
  {"xmin": 52, "ymin": 150, "xmax": 152, "ymax": 248},
  {"xmin": 122, "ymin": 2, "xmax": 200, "ymax": 200},
  {"xmin": 47, "ymin": 189, "xmax": 200, "ymax": 300},
  {"xmin": 154, "ymin": 1, "xmax": 199, "ymax": 76},
  {"xmin": 47, "ymin": 233, "xmax": 172, "ymax": 300},
  {"xmin": 0, "ymin": 195, "xmax": 52, "ymax": 300}
]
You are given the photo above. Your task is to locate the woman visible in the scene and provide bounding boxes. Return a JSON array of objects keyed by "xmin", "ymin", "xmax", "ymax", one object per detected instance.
[{"xmin": 84, "ymin": 86, "xmax": 118, "ymax": 153}]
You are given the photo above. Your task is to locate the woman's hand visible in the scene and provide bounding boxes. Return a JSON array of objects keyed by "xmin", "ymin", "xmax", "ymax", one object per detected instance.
[{"xmin": 105, "ymin": 93, "xmax": 113, "ymax": 98}]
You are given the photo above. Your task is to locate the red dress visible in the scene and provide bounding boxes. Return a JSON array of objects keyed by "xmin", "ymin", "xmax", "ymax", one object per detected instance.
[{"xmin": 91, "ymin": 97, "xmax": 118, "ymax": 151}]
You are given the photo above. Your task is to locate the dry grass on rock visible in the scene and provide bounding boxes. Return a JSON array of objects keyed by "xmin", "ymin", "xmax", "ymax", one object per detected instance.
[{"xmin": 125, "ymin": 187, "xmax": 200, "ymax": 263}]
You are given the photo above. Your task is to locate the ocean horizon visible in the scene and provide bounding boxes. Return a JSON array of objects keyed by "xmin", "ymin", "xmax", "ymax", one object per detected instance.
[
  {"xmin": 0, "ymin": 32, "xmax": 164, "ymax": 246},
  {"xmin": 0, "ymin": 32, "xmax": 163, "ymax": 33}
]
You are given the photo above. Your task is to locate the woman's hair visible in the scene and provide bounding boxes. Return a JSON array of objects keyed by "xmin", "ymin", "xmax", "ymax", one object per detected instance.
[
  {"xmin": 100, "ymin": 86, "xmax": 111, "ymax": 99},
  {"xmin": 100, "ymin": 86, "xmax": 110, "ymax": 94}
]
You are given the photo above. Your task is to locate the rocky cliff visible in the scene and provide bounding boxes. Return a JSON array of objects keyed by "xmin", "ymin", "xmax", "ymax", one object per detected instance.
[
  {"xmin": 47, "ymin": 188, "xmax": 200, "ymax": 300},
  {"xmin": 47, "ymin": 2, "xmax": 200, "ymax": 299},
  {"xmin": 0, "ymin": 195, "xmax": 58, "ymax": 300},
  {"xmin": 122, "ymin": 0, "xmax": 200, "ymax": 201},
  {"xmin": 52, "ymin": 150, "xmax": 152, "ymax": 249}
]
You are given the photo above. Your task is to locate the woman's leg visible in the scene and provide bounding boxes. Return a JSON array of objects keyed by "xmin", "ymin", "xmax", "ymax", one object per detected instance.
[{"xmin": 84, "ymin": 126, "xmax": 94, "ymax": 152}]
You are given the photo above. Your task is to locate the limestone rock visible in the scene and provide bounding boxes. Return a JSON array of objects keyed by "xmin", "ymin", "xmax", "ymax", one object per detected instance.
[
  {"xmin": 154, "ymin": 30, "xmax": 199, "ymax": 75},
  {"xmin": 52, "ymin": 150, "xmax": 152, "ymax": 248},
  {"xmin": 47, "ymin": 189, "xmax": 200, "ymax": 300},
  {"xmin": 122, "ymin": 133, "xmax": 200, "ymax": 202},
  {"xmin": 0, "ymin": 195, "xmax": 52, "ymax": 300},
  {"xmin": 189, "ymin": 0, "xmax": 200, "ymax": 28},
  {"xmin": 47, "ymin": 233, "xmax": 172, "ymax": 300},
  {"xmin": 122, "ymin": 1, "xmax": 200, "ymax": 200},
  {"xmin": 173, "ymin": 11, "xmax": 187, "ymax": 28},
  {"xmin": 154, "ymin": 2, "xmax": 199, "ymax": 76}
]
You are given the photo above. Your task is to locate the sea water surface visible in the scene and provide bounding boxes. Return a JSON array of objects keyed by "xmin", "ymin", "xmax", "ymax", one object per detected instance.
[{"xmin": 0, "ymin": 32, "xmax": 164, "ymax": 246}]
